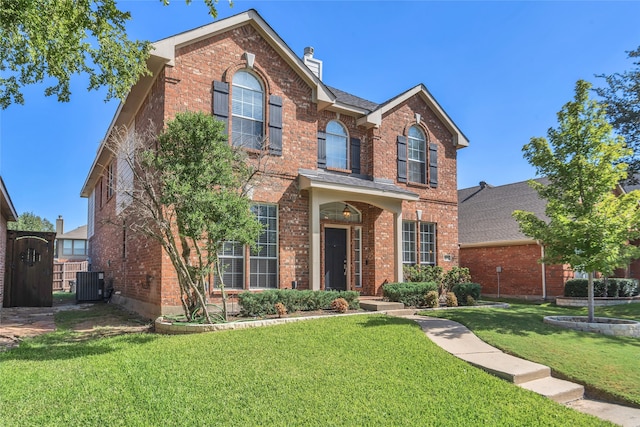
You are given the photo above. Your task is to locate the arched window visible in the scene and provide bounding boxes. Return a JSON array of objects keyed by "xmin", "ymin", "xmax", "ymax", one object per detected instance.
[
  {"xmin": 407, "ymin": 125, "xmax": 426, "ymax": 184},
  {"xmin": 232, "ymin": 70, "xmax": 264, "ymax": 149},
  {"xmin": 326, "ymin": 120, "xmax": 348, "ymax": 169}
]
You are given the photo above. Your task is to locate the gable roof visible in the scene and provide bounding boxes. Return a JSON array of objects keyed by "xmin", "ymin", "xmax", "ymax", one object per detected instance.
[
  {"xmin": 357, "ymin": 84, "xmax": 469, "ymax": 148},
  {"xmin": 458, "ymin": 178, "xmax": 548, "ymax": 247},
  {"xmin": 57, "ymin": 225, "xmax": 88, "ymax": 240},
  {"xmin": 81, "ymin": 9, "xmax": 468, "ymax": 197}
]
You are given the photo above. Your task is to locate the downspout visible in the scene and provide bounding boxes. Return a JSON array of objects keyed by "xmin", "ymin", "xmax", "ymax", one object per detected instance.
[{"xmin": 539, "ymin": 242, "xmax": 547, "ymax": 300}]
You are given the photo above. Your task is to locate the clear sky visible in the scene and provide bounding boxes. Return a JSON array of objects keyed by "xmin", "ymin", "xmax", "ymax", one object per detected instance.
[{"xmin": 1, "ymin": 0, "xmax": 640, "ymax": 232}]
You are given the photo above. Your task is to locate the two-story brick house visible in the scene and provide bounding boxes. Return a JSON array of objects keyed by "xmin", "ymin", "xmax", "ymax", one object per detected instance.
[{"xmin": 80, "ymin": 9, "xmax": 469, "ymax": 318}]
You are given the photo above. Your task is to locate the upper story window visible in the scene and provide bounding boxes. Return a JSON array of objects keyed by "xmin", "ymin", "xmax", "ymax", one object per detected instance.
[
  {"xmin": 407, "ymin": 125, "xmax": 426, "ymax": 184},
  {"xmin": 232, "ymin": 70, "xmax": 264, "ymax": 150},
  {"xmin": 325, "ymin": 120, "xmax": 348, "ymax": 169}
]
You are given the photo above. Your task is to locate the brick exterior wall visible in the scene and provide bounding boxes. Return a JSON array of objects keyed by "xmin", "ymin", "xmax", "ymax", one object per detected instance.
[
  {"xmin": 0, "ymin": 213, "xmax": 6, "ymax": 304},
  {"xmin": 87, "ymin": 21, "xmax": 462, "ymax": 317},
  {"xmin": 460, "ymin": 243, "xmax": 570, "ymax": 299}
]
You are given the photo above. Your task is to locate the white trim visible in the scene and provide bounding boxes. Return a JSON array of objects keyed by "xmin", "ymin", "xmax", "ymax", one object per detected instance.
[{"xmin": 460, "ymin": 239, "xmax": 536, "ymax": 249}]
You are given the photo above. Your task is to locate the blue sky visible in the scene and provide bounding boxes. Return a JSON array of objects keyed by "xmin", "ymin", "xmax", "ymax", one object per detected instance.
[{"xmin": 1, "ymin": 0, "xmax": 640, "ymax": 231}]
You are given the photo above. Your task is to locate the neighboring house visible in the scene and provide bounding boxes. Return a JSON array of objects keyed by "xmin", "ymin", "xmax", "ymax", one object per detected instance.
[
  {"xmin": 53, "ymin": 216, "xmax": 89, "ymax": 292},
  {"xmin": 0, "ymin": 176, "xmax": 18, "ymax": 305},
  {"xmin": 54, "ymin": 216, "xmax": 88, "ymax": 261},
  {"xmin": 80, "ymin": 9, "xmax": 469, "ymax": 318},
  {"xmin": 458, "ymin": 178, "xmax": 573, "ymax": 299}
]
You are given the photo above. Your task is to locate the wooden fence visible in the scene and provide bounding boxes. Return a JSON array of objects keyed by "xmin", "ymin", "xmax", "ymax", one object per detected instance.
[{"xmin": 53, "ymin": 261, "xmax": 89, "ymax": 292}]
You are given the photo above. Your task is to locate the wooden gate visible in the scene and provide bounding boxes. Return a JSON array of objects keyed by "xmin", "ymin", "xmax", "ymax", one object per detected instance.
[{"xmin": 3, "ymin": 231, "xmax": 56, "ymax": 307}]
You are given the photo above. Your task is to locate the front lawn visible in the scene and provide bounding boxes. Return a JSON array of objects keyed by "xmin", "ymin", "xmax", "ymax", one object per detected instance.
[
  {"xmin": 0, "ymin": 314, "xmax": 609, "ymax": 426},
  {"xmin": 423, "ymin": 302, "xmax": 640, "ymax": 407}
]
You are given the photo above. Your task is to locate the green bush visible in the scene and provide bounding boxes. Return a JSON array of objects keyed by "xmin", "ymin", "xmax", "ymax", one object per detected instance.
[
  {"xmin": 382, "ymin": 282, "xmax": 438, "ymax": 307},
  {"xmin": 445, "ymin": 292, "xmax": 458, "ymax": 307},
  {"xmin": 452, "ymin": 282, "xmax": 481, "ymax": 306},
  {"xmin": 442, "ymin": 267, "xmax": 472, "ymax": 293},
  {"xmin": 424, "ymin": 290, "xmax": 439, "ymax": 308},
  {"xmin": 403, "ymin": 264, "xmax": 443, "ymax": 284},
  {"xmin": 564, "ymin": 278, "xmax": 639, "ymax": 298},
  {"xmin": 238, "ymin": 289, "xmax": 360, "ymax": 317}
]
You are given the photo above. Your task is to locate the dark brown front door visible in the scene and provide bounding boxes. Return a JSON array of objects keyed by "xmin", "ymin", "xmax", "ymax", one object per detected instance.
[{"xmin": 324, "ymin": 228, "xmax": 347, "ymax": 291}]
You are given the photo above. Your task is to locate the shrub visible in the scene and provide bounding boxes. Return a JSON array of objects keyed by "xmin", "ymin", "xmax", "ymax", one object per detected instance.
[
  {"xmin": 445, "ymin": 292, "xmax": 458, "ymax": 307},
  {"xmin": 442, "ymin": 267, "xmax": 472, "ymax": 293},
  {"xmin": 238, "ymin": 289, "xmax": 360, "ymax": 317},
  {"xmin": 274, "ymin": 302, "xmax": 287, "ymax": 318},
  {"xmin": 331, "ymin": 298, "xmax": 349, "ymax": 313},
  {"xmin": 564, "ymin": 278, "xmax": 639, "ymax": 298},
  {"xmin": 466, "ymin": 295, "xmax": 477, "ymax": 306},
  {"xmin": 452, "ymin": 283, "xmax": 481, "ymax": 306},
  {"xmin": 382, "ymin": 282, "xmax": 438, "ymax": 307},
  {"xmin": 404, "ymin": 264, "xmax": 443, "ymax": 284},
  {"xmin": 424, "ymin": 290, "xmax": 439, "ymax": 308}
]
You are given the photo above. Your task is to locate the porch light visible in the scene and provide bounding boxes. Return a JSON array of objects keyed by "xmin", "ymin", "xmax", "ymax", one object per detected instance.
[{"xmin": 342, "ymin": 204, "xmax": 351, "ymax": 219}]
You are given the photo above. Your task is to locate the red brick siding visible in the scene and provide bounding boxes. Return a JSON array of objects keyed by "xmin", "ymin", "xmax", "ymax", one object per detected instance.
[
  {"xmin": 0, "ymin": 214, "xmax": 7, "ymax": 303},
  {"xmin": 460, "ymin": 243, "xmax": 568, "ymax": 298},
  {"xmin": 87, "ymin": 22, "xmax": 463, "ymax": 314}
]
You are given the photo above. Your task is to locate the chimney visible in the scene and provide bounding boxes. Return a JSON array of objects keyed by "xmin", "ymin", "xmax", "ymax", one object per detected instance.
[
  {"xmin": 56, "ymin": 215, "xmax": 64, "ymax": 236},
  {"xmin": 479, "ymin": 181, "xmax": 488, "ymax": 189},
  {"xmin": 303, "ymin": 46, "xmax": 323, "ymax": 80}
]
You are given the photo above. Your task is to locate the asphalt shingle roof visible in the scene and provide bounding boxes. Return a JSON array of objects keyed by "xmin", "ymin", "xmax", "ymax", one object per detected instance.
[
  {"xmin": 326, "ymin": 86, "xmax": 379, "ymax": 113},
  {"xmin": 458, "ymin": 178, "xmax": 549, "ymax": 245},
  {"xmin": 299, "ymin": 168, "xmax": 418, "ymax": 198}
]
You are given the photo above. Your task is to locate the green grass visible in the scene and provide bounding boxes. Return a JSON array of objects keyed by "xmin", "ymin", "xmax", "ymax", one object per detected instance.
[
  {"xmin": 423, "ymin": 302, "xmax": 640, "ymax": 407},
  {"xmin": 0, "ymin": 314, "xmax": 611, "ymax": 426}
]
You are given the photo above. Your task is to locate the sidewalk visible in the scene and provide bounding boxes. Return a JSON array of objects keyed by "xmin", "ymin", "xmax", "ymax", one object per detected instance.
[{"xmin": 398, "ymin": 314, "xmax": 640, "ymax": 427}]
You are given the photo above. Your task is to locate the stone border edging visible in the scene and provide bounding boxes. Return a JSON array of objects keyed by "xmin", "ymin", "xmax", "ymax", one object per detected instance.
[
  {"xmin": 556, "ymin": 296, "xmax": 640, "ymax": 307},
  {"xmin": 543, "ymin": 316, "xmax": 640, "ymax": 338}
]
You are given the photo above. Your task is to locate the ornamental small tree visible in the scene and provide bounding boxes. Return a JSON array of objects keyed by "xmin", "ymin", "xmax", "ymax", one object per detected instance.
[
  {"xmin": 513, "ymin": 80, "xmax": 640, "ymax": 322},
  {"xmin": 106, "ymin": 112, "xmax": 264, "ymax": 323}
]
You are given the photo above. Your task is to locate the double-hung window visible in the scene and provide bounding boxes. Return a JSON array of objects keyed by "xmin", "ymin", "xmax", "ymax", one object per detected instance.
[
  {"xmin": 326, "ymin": 120, "xmax": 348, "ymax": 169},
  {"xmin": 402, "ymin": 221, "xmax": 437, "ymax": 265},
  {"xmin": 217, "ymin": 203, "xmax": 278, "ymax": 289},
  {"xmin": 407, "ymin": 126, "xmax": 426, "ymax": 184},
  {"xmin": 232, "ymin": 70, "xmax": 264, "ymax": 149}
]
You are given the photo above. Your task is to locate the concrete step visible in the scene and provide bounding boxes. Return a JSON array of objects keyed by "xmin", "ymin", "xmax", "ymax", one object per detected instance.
[
  {"xmin": 458, "ymin": 352, "xmax": 551, "ymax": 384},
  {"xmin": 520, "ymin": 377, "xmax": 584, "ymax": 403},
  {"xmin": 360, "ymin": 300, "xmax": 404, "ymax": 311}
]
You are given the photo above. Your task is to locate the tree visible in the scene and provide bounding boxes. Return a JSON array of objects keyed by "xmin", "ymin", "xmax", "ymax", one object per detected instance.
[
  {"xmin": 0, "ymin": 0, "xmax": 223, "ymax": 109},
  {"xmin": 595, "ymin": 46, "xmax": 640, "ymax": 182},
  {"xmin": 106, "ymin": 112, "xmax": 263, "ymax": 323},
  {"xmin": 8, "ymin": 211, "xmax": 55, "ymax": 232},
  {"xmin": 513, "ymin": 80, "xmax": 640, "ymax": 322}
]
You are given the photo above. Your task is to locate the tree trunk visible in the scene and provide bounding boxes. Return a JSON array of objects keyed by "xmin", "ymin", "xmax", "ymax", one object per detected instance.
[{"xmin": 587, "ymin": 271, "xmax": 595, "ymax": 322}]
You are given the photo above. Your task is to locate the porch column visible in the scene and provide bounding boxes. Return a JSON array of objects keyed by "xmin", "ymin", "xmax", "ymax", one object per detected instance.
[
  {"xmin": 309, "ymin": 190, "xmax": 321, "ymax": 290},
  {"xmin": 394, "ymin": 211, "xmax": 403, "ymax": 283}
]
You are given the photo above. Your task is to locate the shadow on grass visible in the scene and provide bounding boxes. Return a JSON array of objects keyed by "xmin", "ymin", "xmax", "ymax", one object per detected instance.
[
  {"xmin": 358, "ymin": 314, "xmax": 425, "ymax": 330},
  {"xmin": 0, "ymin": 333, "xmax": 158, "ymax": 362},
  {"xmin": 424, "ymin": 304, "xmax": 640, "ymax": 347}
]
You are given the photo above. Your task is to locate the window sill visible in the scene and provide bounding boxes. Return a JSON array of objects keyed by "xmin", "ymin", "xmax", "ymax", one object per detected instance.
[
  {"xmin": 325, "ymin": 167, "xmax": 352, "ymax": 174},
  {"xmin": 407, "ymin": 181, "xmax": 430, "ymax": 189}
]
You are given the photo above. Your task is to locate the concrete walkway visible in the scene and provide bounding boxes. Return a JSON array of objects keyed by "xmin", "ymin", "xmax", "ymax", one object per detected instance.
[{"xmin": 397, "ymin": 314, "xmax": 640, "ymax": 427}]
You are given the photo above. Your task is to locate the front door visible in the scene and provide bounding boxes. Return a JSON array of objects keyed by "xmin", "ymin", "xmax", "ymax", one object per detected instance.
[{"xmin": 324, "ymin": 228, "xmax": 347, "ymax": 291}]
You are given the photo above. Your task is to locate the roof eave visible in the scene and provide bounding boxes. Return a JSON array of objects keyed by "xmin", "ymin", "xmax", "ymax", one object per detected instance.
[
  {"xmin": 0, "ymin": 176, "xmax": 18, "ymax": 221},
  {"xmin": 359, "ymin": 85, "xmax": 469, "ymax": 148},
  {"xmin": 460, "ymin": 239, "xmax": 538, "ymax": 248}
]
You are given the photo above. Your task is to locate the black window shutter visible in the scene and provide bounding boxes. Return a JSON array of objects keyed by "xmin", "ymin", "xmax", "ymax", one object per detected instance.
[
  {"xmin": 268, "ymin": 95, "xmax": 283, "ymax": 156},
  {"xmin": 397, "ymin": 135, "xmax": 407, "ymax": 183},
  {"xmin": 317, "ymin": 131, "xmax": 327, "ymax": 168},
  {"xmin": 429, "ymin": 143, "xmax": 438, "ymax": 188},
  {"xmin": 350, "ymin": 137, "xmax": 361, "ymax": 174},
  {"xmin": 212, "ymin": 81, "xmax": 229, "ymax": 134}
]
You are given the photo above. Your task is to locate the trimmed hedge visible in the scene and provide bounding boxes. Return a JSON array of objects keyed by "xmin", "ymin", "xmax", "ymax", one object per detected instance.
[
  {"xmin": 238, "ymin": 289, "xmax": 360, "ymax": 317},
  {"xmin": 382, "ymin": 282, "xmax": 438, "ymax": 307},
  {"xmin": 452, "ymin": 282, "xmax": 481, "ymax": 306},
  {"xmin": 564, "ymin": 278, "xmax": 640, "ymax": 298}
]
